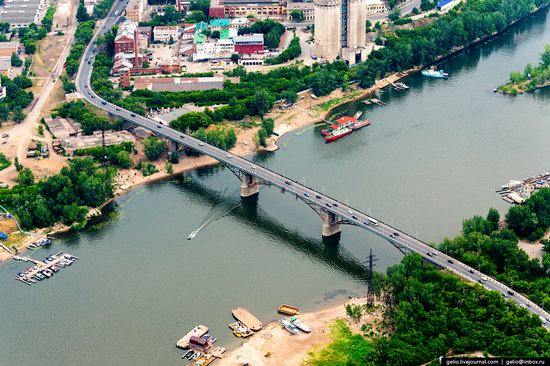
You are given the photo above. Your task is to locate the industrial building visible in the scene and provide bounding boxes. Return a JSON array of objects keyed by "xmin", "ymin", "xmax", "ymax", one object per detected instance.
[
  {"xmin": 0, "ymin": 0, "xmax": 47, "ymax": 28},
  {"xmin": 153, "ymin": 25, "xmax": 180, "ymax": 43},
  {"xmin": 209, "ymin": 0, "xmax": 285, "ymax": 19},
  {"xmin": 114, "ymin": 20, "xmax": 148, "ymax": 54},
  {"xmin": 286, "ymin": 1, "xmax": 315, "ymax": 21},
  {"xmin": 314, "ymin": 0, "xmax": 367, "ymax": 64},
  {"xmin": 125, "ymin": 0, "xmax": 147, "ymax": 22}
]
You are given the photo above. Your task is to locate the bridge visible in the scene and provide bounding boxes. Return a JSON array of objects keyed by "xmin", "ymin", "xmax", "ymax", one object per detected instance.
[{"xmin": 75, "ymin": 2, "xmax": 550, "ymax": 329}]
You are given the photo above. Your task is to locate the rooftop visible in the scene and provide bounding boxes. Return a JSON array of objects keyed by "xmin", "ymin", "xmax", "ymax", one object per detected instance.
[
  {"xmin": 0, "ymin": 42, "xmax": 18, "ymax": 50},
  {"xmin": 209, "ymin": 18, "xmax": 230, "ymax": 27},
  {"xmin": 233, "ymin": 33, "xmax": 264, "ymax": 44}
]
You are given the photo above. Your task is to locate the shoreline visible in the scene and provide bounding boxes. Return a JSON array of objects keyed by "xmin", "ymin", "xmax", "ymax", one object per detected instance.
[{"xmin": 2, "ymin": 3, "xmax": 548, "ymax": 262}]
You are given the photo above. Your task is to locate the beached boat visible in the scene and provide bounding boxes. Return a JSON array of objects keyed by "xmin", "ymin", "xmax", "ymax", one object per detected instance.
[
  {"xmin": 280, "ymin": 319, "xmax": 300, "ymax": 335},
  {"xmin": 232, "ymin": 307, "xmax": 262, "ymax": 331},
  {"xmin": 229, "ymin": 321, "xmax": 254, "ymax": 338},
  {"xmin": 176, "ymin": 325, "xmax": 209, "ymax": 349},
  {"xmin": 421, "ymin": 68, "xmax": 448, "ymax": 79},
  {"xmin": 277, "ymin": 304, "xmax": 300, "ymax": 316},
  {"xmin": 290, "ymin": 316, "xmax": 312, "ymax": 333}
]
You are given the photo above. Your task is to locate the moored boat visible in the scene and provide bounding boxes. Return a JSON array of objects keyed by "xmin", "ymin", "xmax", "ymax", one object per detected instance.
[
  {"xmin": 280, "ymin": 319, "xmax": 300, "ymax": 335},
  {"xmin": 352, "ymin": 118, "xmax": 370, "ymax": 130},
  {"xmin": 395, "ymin": 82, "xmax": 409, "ymax": 89},
  {"xmin": 277, "ymin": 304, "xmax": 300, "ymax": 316},
  {"xmin": 232, "ymin": 307, "xmax": 262, "ymax": 331},
  {"xmin": 421, "ymin": 67, "xmax": 448, "ymax": 79},
  {"xmin": 290, "ymin": 316, "xmax": 312, "ymax": 333},
  {"xmin": 325, "ymin": 124, "xmax": 352, "ymax": 142}
]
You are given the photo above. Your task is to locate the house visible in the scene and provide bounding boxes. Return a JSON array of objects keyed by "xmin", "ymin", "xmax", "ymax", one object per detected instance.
[
  {"xmin": 233, "ymin": 33, "xmax": 264, "ymax": 54},
  {"xmin": 0, "ymin": 58, "xmax": 12, "ymax": 78},
  {"xmin": 114, "ymin": 20, "xmax": 148, "ymax": 54},
  {"xmin": 182, "ymin": 24, "xmax": 197, "ymax": 40},
  {"xmin": 230, "ymin": 17, "xmax": 249, "ymax": 29},
  {"xmin": 209, "ymin": 18, "xmax": 230, "ymax": 31},
  {"xmin": 0, "ymin": 42, "xmax": 19, "ymax": 57},
  {"xmin": 436, "ymin": 0, "xmax": 460, "ymax": 11},
  {"xmin": 365, "ymin": 0, "xmax": 386, "ymax": 14},
  {"xmin": 153, "ymin": 26, "xmax": 180, "ymax": 43},
  {"xmin": 193, "ymin": 39, "xmax": 235, "ymax": 61}
]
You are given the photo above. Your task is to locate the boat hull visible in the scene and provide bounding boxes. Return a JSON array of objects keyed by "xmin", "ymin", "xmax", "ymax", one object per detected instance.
[{"xmin": 325, "ymin": 129, "xmax": 352, "ymax": 142}]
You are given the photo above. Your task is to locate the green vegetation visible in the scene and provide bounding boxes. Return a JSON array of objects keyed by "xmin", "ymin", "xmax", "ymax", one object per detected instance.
[
  {"xmin": 265, "ymin": 37, "xmax": 302, "ymax": 65},
  {"xmin": 93, "ymin": 0, "xmax": 115, "ymax": 18},
  {"xmin": 55, "ymin": 101, "xmax": 118, "ymax": 135},
  {"xmin": 18, "ymin": 24, "xmax": 48, "ymax": 54},
  {"xmin": 193, "ymin": 126, "xmax": 237, "ymax": 151},
  {"xmin": 506, "ymin": 188, "xmax": 550, "ymax": 240},
  {"xmin": 142, "ymin": 137, "xmax": 166, "ymax": 161},
  {"xmin": 77, "ymin": 0, "xmax": 90, "ymax": 22},
  {"xmin": 0, "ymin": 75, "xmax": 34, "ymax": 124},
  {"xmin": 65, "ymin": 20, "xmax": 96, "ymax": 76},
  {"xmin": 170, "ymin": 111, "xmax": 213, "ymax": 132},
  {"xmin": 290, "ymin": 10, "xmax": 304, "ymax": 22},
  {"xmin": 74, "ymin": 142, "xmax": 134, "ymax": 168},
  {"xmin": 42, "ymin": 5, "xmax": 56, "ymax": 32},
  {"xmin": 0, "ymin": 152, "xmax": 11, "ymax": 171},
  {"xmin": 10, "ymin": 52, "xmax": 22, "ymax": 67},
  {"xmin": 238, "ymin": 19, "xmax": 285, "ymax": 49},
  {"xmin": 0, "ymin": 159, "xmax": 115, "ymax": 229},
  {"xmin": 307, "ymin": 254, "xmax": 550, "ymax": 366},
  {"xmin": 498, "ymin": 44, "xmax": 550, "ymax": 93},
  {"xmin": 136, "ymin": 160, "xmax": 158, "ymax": 176}
]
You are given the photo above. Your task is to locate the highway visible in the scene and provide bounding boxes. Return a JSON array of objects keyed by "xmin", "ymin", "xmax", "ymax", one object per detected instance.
[{"xmin": 76, "ymin": 2, "xmax": 550, "ymax": 329}]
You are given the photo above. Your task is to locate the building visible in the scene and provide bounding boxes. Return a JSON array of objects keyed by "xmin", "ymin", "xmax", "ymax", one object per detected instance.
[
  {"xmin": 230, "ymin": 17, "xmax": 249, "ymax": 29},
  {"xmin": 138, "ymin": 26, "xmax": 153, "ymax": 41},
  {"xmin": 365, "ymin": 0, "xmax": 385, "ymax": 14},
  {"xmin": 153, "ymin": 26, "xmax": 180, "ymax": 43},
  {"xmin": 209, "ymin": 18, "xmax": 230, "ymax": 31},
  {"xmin": 436, "ymin": 0, "xmax": 460, "ymax": 11},
  {"xmin": 83, "ymin": 0, "xmax": 97, "ymax": 16},
  {"xmin": 114, "ymin": 20, "xmax": 148, "ymax": 54},
  {"xmin": 126, "ymin": 0, "xmax": 147, "ymax": 22},
  {"xmin": 0, "ymin": 79, "xmax": 6, "ymax": 100},
  {"xmin": 0, "ymin": 42, "xmax": 18, "ymax": 57},
  {"xmin": 182, "ymin": 24, "xmax": 197, "ymax": 40},
  {"xmin": 314, "ymin": 0, "xmax": 367, "ymax": 64},
  {"xmin": 233, "ymin": 33, "xmax": 264, "ymax": 54},
  {"xmin": 0, "ymin": 58, "xmax": 12, "ymax": 78},
  {"xmin": 61, "ymin": 131, "xmax": 136, "ymax": 154},
  {"xmin": 193, "ymin": 39, "xmax": 234, "ymax": 60},
  {"xmin": 219, "ymin": 27, "xmax": 238, "ymax": 40},
  {"xmin": 44, "ymin": 117, "xmax": 80, "ymax": 139},
  {"xmin": 0, "ymin": 0, "xmax": 47, "ymax": 28},
  {"xmin": 223, "ymin": 0, "xmax": 285, "ymax": 19},
  {"xmin": 133, "ymin": 76, "xmax": 238, "ymax": 92},
  {"xmin": 209, "ymin": 0, "xmax": 225, "ymax": 18},
  {"xmin": 286, "ymin": 1, "xmax": 315, "ymax": 21}
]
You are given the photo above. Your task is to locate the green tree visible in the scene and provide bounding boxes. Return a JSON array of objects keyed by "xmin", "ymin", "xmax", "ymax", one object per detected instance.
[
  {"xmin": 261, "ymin": 118, "xmax": 275, "ymax": 136},
  {"xmin": 506, "ymin": 205, "xmax": 538, "ymax": 238},
  {"xmin": 170, "ymin": 112, "xmax": 213, "ymax": 132},
  {"xmin": 18, "ymin": 168, "xmax": 34, "ymax": 185},
  {"xmin": 165, "ymin": 162, "xmax": 173, "ymax": 174},
  {"xmin": 510, "ymin": 71, "xmax": 524, "ymax": 84},
  {"xmin": 142, "ymin": 137, "xmax": 165, "ymax": 161},
  {"xmin": 253, "ymin": 89, "xmax": 275, "ymax": 117},
  {"xmin": 540, "ymin": 44, "xmax": 550, "ymax": 68},
  {"xmin": 487, "ymin": 207, "xmax": 500, "ymax": 231},
  {"xmin": 10, "ymin": 53, "xmax": 22, "ymax": 67},
  {"xmin": 389, "ymin": 9, "xmax": 401, "ymax": 21},
  {"xmin": 257, "ymin": 127, "xmax": 267, "ymax": 147},
  {"xmin": 290, "ymin": 10, "xmax": 304, "ymax": 22},
  {"xmin": 76, "ymin": 0, "xmax": 90, "ymax": 22}
]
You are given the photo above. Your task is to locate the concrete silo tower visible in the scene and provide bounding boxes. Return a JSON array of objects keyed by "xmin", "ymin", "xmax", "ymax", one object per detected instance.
[
  {"xmin": 314, "ymin": 0, "xmax": 342, "ymax": 60},
  {"xmin": 346, "ymin": 0, "xmax": 367, "ymax": 49}
]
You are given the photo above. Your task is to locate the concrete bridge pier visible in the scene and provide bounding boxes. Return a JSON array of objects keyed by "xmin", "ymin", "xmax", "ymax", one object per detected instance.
[
  {"xmin": 168, "ymin": 140, "xmax": 179, "ymax": 153},
  {"xmin": 240, "ymin": 173, "xmax": 259, "ymax": 198},
  {"xmin": 322, "ymin": 211, "xmax": 341, "ymax": 238}
]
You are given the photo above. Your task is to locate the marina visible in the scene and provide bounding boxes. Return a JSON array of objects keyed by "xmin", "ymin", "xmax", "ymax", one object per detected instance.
[
  {"xmin": 13, "ymin": 252, "xmax": 78, "ymax": 285},
  {"xmin": 497, "ymin": 171, "xmax": 550, "ymax": 204}
]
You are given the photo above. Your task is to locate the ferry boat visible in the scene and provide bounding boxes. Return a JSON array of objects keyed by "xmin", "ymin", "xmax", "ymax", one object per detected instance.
[
  {"xmin": 422, "ymin": 67, "xmax": 448, "ymax": 79},
  {"xmin": 290, "ymin": 316, "xmax": 312, "ymax": 333},
  {"xmin": 280, "ymin": 319, "xmax": 300, "ymax": 335},
  {"xmin": 324, "ymin": 124, "xmax": 352, "ymax": 142}
]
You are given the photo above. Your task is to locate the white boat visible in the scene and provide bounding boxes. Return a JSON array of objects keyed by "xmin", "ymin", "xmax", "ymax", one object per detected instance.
[
  {"xmin": 421, "ymin": 68, "xmax": 448, "ymax": 79},
  {"xmin": 290, "ymin": 316, "xmax": 312, "ymax": 333},
  {"xmin": 280, "ymin": 319, "xmax": 300, "ymax": 335},
  {"xmin": 395, "ymin": 82, "xmax": 409, "ymax": 89}
]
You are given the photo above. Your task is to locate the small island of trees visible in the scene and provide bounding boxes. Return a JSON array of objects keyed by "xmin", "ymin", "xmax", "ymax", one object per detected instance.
[{"xmin": 497, "ymin": 44, "xmax": 550, "ymax": 94}]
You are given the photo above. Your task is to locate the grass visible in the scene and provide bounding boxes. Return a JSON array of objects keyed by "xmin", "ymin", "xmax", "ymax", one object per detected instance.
[
  {"xmin": 305, "ymin": 319, "xmax": 371, "ymax": 366},
  {"xmin": 0, "ymin": 152, "xmax": 11, "ymax": 171},
  {"xmin": 314, "ymin": 89, "xmax": 364, "ymax": 112}
]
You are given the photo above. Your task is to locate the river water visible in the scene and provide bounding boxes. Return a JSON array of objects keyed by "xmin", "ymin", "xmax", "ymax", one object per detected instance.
[{"xmin": 1, "ymin": 9, "xmax": 550, "ymax": 366}]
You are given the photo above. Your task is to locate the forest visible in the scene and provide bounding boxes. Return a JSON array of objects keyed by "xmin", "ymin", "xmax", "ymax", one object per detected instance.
[{"xmin": 307, "ymin": 254, "xmax": 550, "ymax": 366}]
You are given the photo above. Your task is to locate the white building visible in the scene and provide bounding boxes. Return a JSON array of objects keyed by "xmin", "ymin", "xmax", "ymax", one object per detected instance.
[
  {"xmin": 365, "ymin": 0, "xmax": 386, "ymax": 14},
  {"xmin": 153, "ymin": 25, "xmax": 180, "ymax": 43},
  {"xmin": 230, "ymin": 17, "xmax": 250, "ymax": 29},
  {"xmin": 193, "ymin": 39, "xmax": 235, "ymax": 61}
]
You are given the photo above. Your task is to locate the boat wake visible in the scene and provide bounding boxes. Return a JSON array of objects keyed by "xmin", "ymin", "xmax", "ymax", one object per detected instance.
[{"xmin": 187, "ymin": 181, "xmax": 241, "ymax": 240}]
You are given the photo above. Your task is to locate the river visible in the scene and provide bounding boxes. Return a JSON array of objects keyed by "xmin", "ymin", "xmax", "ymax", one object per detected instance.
[{"xmin": 1, "ymin": 9, "xmax": 549, "ymax": 366}]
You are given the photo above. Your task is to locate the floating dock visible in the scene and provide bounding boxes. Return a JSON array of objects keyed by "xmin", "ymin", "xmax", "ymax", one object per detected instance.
[
  {"xmin": 14, "ymin": 252, "xmax": 78, "ymax": 285},
  {"xmin": 498, "ymin": 171, "xmax": 550, "ymax": 204},
  {"xmin": 176, "ymin": 325, "xmax": 209, "ymax": 349},
  {"xmin": 232, "ymin": 307, "xmax": 262, "ymax": 331}
]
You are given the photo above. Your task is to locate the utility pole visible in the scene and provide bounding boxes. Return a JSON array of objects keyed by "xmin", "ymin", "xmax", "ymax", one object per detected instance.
[{"xmin": 365, "ymin": 248, "xmax": 378, "ymax": 307}]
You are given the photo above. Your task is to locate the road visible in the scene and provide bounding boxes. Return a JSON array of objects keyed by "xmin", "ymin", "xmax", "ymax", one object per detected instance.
[{"xmin": 76, "ymin": 1, "xmax": 550, "ymax": 330}]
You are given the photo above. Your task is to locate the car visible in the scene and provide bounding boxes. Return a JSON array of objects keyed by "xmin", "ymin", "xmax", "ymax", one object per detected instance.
[
  {"xmin": 520, "ymin": 304, "xmax": 526, "ymax": 308},
  {"xmin": 157, "ymin": 125, "xmax": 162, "ymax": 129},
  {"xmin": 468, "ymin": 269, "xmax": 474, "ymax": 274},
  {"xmin": 347, "ymin": 210, "xmax": 353, "ymax": 214},
  {"xmin": 393, "ymin": 232, "xmax": 399, "ymax": 236},
  {"xmin": 447, "ymin": 259, "xmax": 454, "ymax": 264},
  {"xmin": 101, "ymin": 101, "xmax": 106, "ymax": 105},
  {"xmin": 285, "ymin": 180, "xmax": 291, "ymax": 185},
  {"xmin": 91, "ymin": 95, "xmax": 95, "ymax": 98},
  {"xmin": 352, "ymin": 215, "xmax": 357, "ymax": 219},
  {"xmin": 432, "ymin": 252, "xmax": 437, "ymax": 256},
  {"xmin": 251, "ymin": 166, "xmax": 256, "ymax": 169},
  {"xmin": 87, "ymin": 60, "xmax": 91, "ymax": 64},
  {"xmin": 502, "ymin": 293, "xmax": 508, "ymax": 298},
  {"xmin": 130, "ymin": 113, "xmax": 136, "ymax": 117},
  {"xmin": 226, "ymin": 154, "xmax": 232, "ymax": 158},
  {"xmin": 427, "ymin": 252, "xmax": 433, "ymax": 257},
  {"xmin": 116, "ymin": 107, "xmax": 120, "ymax": 111},
  {"xmin": 332, "ymin": 203, "xmax": 338, "ymax": 207},
  {"xmin": 304, "ymin": 192, "xmax": 310, "ymax": 197},
  {"xmin": 389, "ymin": 234, "xmax": 394, "ymax": 238},
  {"xmin": 477, "ymin": 279, "xmax": 483, "ymax": 284},
  {"xmin": 84, "ymin": 85, "xmax": 88, "ymax": 88},
  {"xmin": 526, "ymin": 303, "xmax": 531, "ymax": 308},
  {"xmin": 325, "ymin": 203, "xmax": 331, "ymax": 207},
  {"xmin": 198, "ymin": 142, "xmax": 204, "ymax": 146},
  {"xmin": 507, "ymin": 290, "xmax": 514, "ymax": 296},
  {"xmin": 180, "ymin": 135, "xmax": 186, "ymax": 139},
  {"xmin": 1, "ymin": 133, "xmax": 8, "ymax": 138},
  {"xmin": 480, "ymin": 275, "xmax": 488, "ymax": 281}
]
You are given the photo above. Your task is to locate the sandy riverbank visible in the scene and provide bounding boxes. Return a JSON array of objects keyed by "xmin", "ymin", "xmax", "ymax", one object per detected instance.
[{"xmin": 219, "ymin": 297, "xmax": 383, "ymax": 366}]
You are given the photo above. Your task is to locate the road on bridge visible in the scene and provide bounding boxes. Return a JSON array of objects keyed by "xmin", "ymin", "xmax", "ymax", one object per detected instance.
[{"xmin": 76, "ymin": 1, "xmax": 550, "ymax": 330}]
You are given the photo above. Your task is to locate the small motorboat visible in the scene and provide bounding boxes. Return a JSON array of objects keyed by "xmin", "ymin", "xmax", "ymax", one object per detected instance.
[
  {"xmin": 280, "ymin": 319, "xmax": 300, "ymax": 335},
  {"xmin": 421, "ymin": 67, "xmax": 448, "ymax": 79},
  {"xmin": 182, "ymin": 350, "xmax": 193, "ymax": 359},
  {"xmin": 394, "ymin": 82, "xmax": 409, "ymax": 89},
  {"xmin": 290, "ymin": 316, "xmax": 312, "ymax": 333},
  {"xmin": 186, "ymin": 351, "xmax": 194, "ymax": 360}
]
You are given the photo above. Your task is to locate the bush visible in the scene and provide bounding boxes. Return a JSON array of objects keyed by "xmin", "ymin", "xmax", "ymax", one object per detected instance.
[{"xmin": 142, "ymin": 137, "xmax": 165, "ymax": 161}]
